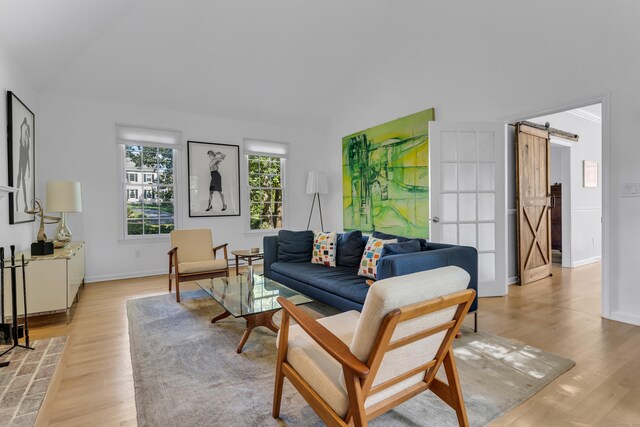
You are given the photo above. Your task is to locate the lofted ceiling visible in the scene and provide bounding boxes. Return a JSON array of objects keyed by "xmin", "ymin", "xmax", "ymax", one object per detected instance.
[{"xmin": 0, "ymin": 0, "xmax": 394, "ymax": 130}]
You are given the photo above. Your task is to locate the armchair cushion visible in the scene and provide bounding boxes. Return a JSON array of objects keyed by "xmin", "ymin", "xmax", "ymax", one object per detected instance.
[
  {"xmin": 170, "ymin": 229, "xmax": 216, "ymax": 263},
  {"xmin": 350, "ymin": 267, "xmax": 470, "ymax": 387},
  {"xmin": 280, "ymin": 310, "xmax": 360, "ymax": 418},
  {"xmin": 178, "ymin": 259, "xmax": 228, "ymax": 274}
]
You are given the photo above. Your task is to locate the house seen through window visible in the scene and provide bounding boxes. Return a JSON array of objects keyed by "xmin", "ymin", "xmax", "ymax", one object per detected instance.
[{"xmin": 124, "ymin": 145, "xmax": 175, "ymax": 236}]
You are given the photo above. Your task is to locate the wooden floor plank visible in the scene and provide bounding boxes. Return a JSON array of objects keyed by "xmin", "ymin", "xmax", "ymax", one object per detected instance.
[{"xmin": 28, "ymin": 263, "xmax": 640, "ymax": 426}]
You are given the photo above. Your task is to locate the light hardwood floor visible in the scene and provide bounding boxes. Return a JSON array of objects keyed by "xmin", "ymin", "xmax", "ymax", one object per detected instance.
[{"xmin": 28, "ymin": 262, "xmax": 640, "ymax": 426}]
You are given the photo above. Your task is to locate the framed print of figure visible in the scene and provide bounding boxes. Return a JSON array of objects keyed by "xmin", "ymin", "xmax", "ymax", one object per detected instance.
[
  {"xmin": 187, "ymin": 141, "xmax": 240, "ymax": 217},
  {"xmin": 7, "ymin": 91, "xmax": 35, "ymax": 224}
]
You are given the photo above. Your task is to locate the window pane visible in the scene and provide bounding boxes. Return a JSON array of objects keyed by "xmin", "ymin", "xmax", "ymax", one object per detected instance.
[
  {"xmin": 142, "ymin": 146, "xmax": 159, "ymax": 169},
  {"xmin": 250, "ymin": 216, "xmax": 261, "ymax": 230},
  {"xmin": 143, "ymin": 204, "xmax": 159, "ymax": 220},
  {"xmin": 127, "ymin": 199, "xmax": 143, "ymax": 219},
  {"xmin": 144, "ymin": 221, "xmax": 160, "ymax": 235},
  {"xmin": 160, "ymin": 220, "xmax": 174, "ymax": 234},
  {"xmin": 247, "ymin": 153, "xmax": 283, "ymax": 231},
  {"xmin": 128, "ymin": 220, "xmax": 143, "ymax": 235},
  {"xmin": 126, "ymin": 146, "xmax": 142, "ymax": 169},
  {"xmin": 160, "ymin": 202, "xmax": 174, "ymax": 220},
  {"xmin": 158, "ymin": 169, "xmax": 173, "ymax": 185},
  {"xmin": 158, "ymin": 186, "xmax": 174, "ymax": 202}
]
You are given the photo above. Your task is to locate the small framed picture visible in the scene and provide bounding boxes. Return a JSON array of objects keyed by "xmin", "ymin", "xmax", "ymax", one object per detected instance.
[
  {"xmin": 583, "ymin": 160, "xmax": 598, "ymax": 188},
  {"xmin": 7, "ymin": 91, "xmax": 36, "ymax": 224},
  {"xmin": 187, "ymin": 141, "xmax": 240, "ymax": 217}
]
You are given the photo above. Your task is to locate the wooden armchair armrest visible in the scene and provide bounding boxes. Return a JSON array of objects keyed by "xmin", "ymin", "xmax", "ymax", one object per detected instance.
[
  {"xmin": 277, "ymin": 297, "xmax": 370, "ymax": 378},
  {"xmin": 212, "ymin": 243, "xmax": 229, "ymax": 260},
  {"xmin": 168, "ymin": 247, "xmax": 177, "ymax": 256}
]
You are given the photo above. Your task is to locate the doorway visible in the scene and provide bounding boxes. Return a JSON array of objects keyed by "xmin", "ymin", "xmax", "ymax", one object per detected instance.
[{"xmin": 506, "ymin": 101, "xmax": 604, "ymax": 310}]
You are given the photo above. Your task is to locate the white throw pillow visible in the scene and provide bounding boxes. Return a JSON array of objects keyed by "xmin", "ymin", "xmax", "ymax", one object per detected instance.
[
  {"xmin": 357, "ymin": 236, "xmax": 397, "ymax": 279},
  {"xmin": 311, "ymin": 231, "xmax": 337, "ymax": 267}
]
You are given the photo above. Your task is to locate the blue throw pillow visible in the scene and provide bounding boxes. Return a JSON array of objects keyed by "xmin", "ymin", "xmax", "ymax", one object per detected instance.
[
  {"xmin": 278, "ymin": 230, "xmax": 314, "ymax": 263},
  {"xmin": 336, "ymin": 230, "xmax": 365, "ymax": 267},
  {"xmin": 380, "ymin": 240, "xmax": 421, "ymax": 258},
  {"xmin": 372, "ymin": 231, "xmax": 428, "ymax": 251}
]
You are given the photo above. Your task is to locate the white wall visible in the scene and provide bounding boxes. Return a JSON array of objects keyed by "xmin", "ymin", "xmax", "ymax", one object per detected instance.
[
  {"xmin": 0, "ymin": 36, "xmax": 37, "ymax": 253},
  {"xmin": 37, "ymin": 93, "xmax": 328, "ymax": 282},
  {"xmin": 527, "ymin": 110, "xmax": 602, "ymax": 268},
  {"xmin": 323, "ymin": 2, "xmax": 640, "ymax": 325},
  {"xmin": 551, "ymin": 146, "xmax": 564, "ymax": 185}
]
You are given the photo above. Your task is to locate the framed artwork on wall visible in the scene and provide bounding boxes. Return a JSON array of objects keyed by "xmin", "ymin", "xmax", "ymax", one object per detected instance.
[
  {"xmin": 187, "ymin": 141, "xmax": 241, "ymax": 217},
  {"xmin": 6, "ymin": 91, "xmax": 35, "ymax": 224},
  {"xmin": 342, "ymin": 108, "xmax": 434, "ymax": 238},
  {"xmin": 584, "ymin": 160, "xmax": 598, "ymax": 188}
]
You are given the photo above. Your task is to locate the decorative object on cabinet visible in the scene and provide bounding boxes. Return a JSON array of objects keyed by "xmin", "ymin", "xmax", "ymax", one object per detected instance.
[
  {"xmin": 1, "ymin": 246, "xmax": 35, "ymax": 368},
  {"xmin": 187, "ymin": 141, "xmax": 241, "ymax": 217},
  {"xmin": 2, "ymin": 242, "xmax": 85, "ymax": 324},
  {"xmin": 342, "ymin": 108, "xmax": 434, "ymax": 237},
  {"xmin": 46, "ymin": 181, "xmax": 82, "ymax": 247},
  {"xmin": 6, "ymin": 91, "xmax": 36, "ymax": 224},
  {"xmin": 305, "ymin": 170, "xmax": 328, "ymax": 231},
  {"xmin": 583, "ymin": 160, "xmax": 598, "ymax": 188},
  {"xmin": 25, "ymin": 199, "xmax": 60, "ymax": 255}
]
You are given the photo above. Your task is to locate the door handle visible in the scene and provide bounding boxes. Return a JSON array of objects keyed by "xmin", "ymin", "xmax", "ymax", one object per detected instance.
[{"xmin": 431, "ymin": 216, "xmax": 440, "ymax": 223}]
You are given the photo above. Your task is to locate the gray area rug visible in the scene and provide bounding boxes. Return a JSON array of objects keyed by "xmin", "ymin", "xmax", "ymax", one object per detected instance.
[
  {"xmin": 0, "ymin": 336, "xmax": 67, "ymax": 427},
  {"xmin": 127, "ymin": 291, "xmax": 575, "ymax": 427}
]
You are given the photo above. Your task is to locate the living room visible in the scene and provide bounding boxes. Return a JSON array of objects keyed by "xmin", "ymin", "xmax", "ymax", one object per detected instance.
[{"xmin": 1, "ymin": 1, "xmax": 640, "ymax": 426}]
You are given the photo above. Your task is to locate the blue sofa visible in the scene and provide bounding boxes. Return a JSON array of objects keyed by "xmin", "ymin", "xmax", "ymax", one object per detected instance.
[{"xmin": 263, "ymin": 233, "xmax": 478, "ymax": 330}]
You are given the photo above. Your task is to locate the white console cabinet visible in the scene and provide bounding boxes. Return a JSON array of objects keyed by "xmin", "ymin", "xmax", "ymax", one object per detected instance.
[{"xmin": 3, "ymin": 242, "xmax": 85, "ymax": 321}]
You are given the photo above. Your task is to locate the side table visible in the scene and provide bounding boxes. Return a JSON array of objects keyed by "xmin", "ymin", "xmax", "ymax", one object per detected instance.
[{"xmin": 231, "ymin": 249, "xmax": 263, "ymax": 276}]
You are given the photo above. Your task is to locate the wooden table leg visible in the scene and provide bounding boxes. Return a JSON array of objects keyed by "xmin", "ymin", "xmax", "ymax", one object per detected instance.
[
  {"xmin": 235, "ymin": 255, "xmax": 240, "ymax": 276},
  {"xmin": 236, "ymin": 310, "xmax": 279, "ymax": 353},
  {"xmin": 211, "ymin": 311, "xmax": 231, "ymax": 324}
]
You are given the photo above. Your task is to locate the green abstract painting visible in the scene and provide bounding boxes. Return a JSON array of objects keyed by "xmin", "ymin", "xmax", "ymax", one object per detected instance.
[{"xmin": 342, "ymin": 108, "xmax": 434, "ymax": 238}]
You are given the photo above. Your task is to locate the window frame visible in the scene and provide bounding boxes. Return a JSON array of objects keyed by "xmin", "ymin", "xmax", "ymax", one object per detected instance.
[
  {"xmin": 118, "ymin": 143, "xmax": 179, "ymax": 241},
  {"xmin": 244, "ymin": 152, "xmax": 288, "ymax": 234}
]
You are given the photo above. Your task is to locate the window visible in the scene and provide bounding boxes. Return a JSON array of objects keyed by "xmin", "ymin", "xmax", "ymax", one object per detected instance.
[
  {"xmin": 117, "ymin": 124, "xmax": 182, "ymax": 240},
  {"xmin": 123, "ymin": 145, "xmax": 175, "ymax": 236},
  {"xmin": 248, "ymin": 155, "xmax": 284, "ymax": 230},
  {"xmin": 244, "ymin": 139, "xmax": 288, "ymax": 231}
]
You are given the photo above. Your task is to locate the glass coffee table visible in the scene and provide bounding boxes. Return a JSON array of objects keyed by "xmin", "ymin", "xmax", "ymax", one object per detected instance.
[{"xmin": 196, "ymin": 272, "xmax": 312, "ymax": 353}]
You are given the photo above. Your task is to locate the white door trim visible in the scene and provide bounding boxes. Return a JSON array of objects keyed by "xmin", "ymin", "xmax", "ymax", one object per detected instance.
[{"xmin": 499, "ymin": 93, "xmax": 611, "ymax": 320}]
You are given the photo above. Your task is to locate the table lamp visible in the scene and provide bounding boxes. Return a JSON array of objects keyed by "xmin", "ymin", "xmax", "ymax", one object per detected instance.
[
  {"xmin": 46, "ymin": 181, "xmax": 82, "ymax": 246},
  {"xmin": 305, "ymin": 171, "xmax": 328, "ymax": 231}
]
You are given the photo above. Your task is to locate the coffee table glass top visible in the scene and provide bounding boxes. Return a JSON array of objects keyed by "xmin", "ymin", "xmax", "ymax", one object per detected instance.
[{"xmin": 196, "ymin": 273, "xmax": 312, "ymax": 318}]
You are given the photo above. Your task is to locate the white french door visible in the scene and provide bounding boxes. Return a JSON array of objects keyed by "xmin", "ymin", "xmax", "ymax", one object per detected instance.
[{"xmin": 429, "ymin": 122, "xmax": 507, "ymax": 297}]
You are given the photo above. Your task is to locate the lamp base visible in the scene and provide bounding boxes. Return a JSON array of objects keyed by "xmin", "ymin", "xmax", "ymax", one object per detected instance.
[{"xmin": 54, "ymin": 212, "xmax": 72, "ymax": 245}]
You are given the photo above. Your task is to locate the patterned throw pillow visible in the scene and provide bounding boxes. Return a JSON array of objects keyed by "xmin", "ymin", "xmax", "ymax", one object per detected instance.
[
  {"xmin": 358, "ymin": 236, "xmax": 397, "ymax": 279},
  {"xmin": 311, "ymin": 231, "xmax": 337, "ymax": 267}
]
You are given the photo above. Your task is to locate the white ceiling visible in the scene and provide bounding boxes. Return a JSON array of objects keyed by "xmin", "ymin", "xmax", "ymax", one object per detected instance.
[{"xmin": 0, "ymin": 0, "xmax": 395, "ymax": 130}]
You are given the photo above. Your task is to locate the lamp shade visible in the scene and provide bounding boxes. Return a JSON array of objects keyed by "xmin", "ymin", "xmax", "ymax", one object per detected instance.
[
  {"xmin": 46, "ymin": 181, "xmax": 82, "ymax": 213},
  {"xmin": 306, "ymin": 171, "xmax": 328, "ymax": 195}
]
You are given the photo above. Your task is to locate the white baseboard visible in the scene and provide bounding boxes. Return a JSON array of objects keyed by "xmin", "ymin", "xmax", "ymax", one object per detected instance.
[
  {"xmin": 85, "ymin": 269, "xmax": 167, "ymax": 283},
  {"xmin": 507, "ymin": 276, "xmax": 519, "ymax": 285},
  {"xmin": 609, "ymin": 311, "xmax": 640, "ymax": 327},
  {"xmin": 572, "ymin": 256, "xmax": 602, "ymax": 268}
]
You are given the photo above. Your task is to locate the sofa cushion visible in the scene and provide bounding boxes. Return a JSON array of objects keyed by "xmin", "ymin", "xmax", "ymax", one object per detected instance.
[
  {"xmin": 278, "ymin": 230, "xmax": 314, "ymax": 263},
  {"xmin": 311, "ymin": 231, "xmax": 337, "ymax": 267},
  {"xmin": 358, "ymin": 236, "xmax": 397, "ymax": 279},
  {"xmin": 380, "ymin": 240, "xmax": 421, "ymax": 258},
  {"xmin": 270, "ymin": 262, "xmax": 370, "ymax": 304},
  {"xmin": 372, "ymin": 231, "xmax": 428, "ymax": 251},
  {"xmin": 336, "ymin": 230, "xmax": 365, "ymax": 267}
]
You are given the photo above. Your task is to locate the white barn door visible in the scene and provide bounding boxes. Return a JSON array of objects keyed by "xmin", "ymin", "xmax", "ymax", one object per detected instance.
[{"xmin": 429, "ymin": 122, "xmax": 507, "ymax": 297}]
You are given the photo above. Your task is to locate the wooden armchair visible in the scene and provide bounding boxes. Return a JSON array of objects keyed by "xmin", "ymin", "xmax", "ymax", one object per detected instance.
[
  {"xmin": 168, "ymin": 228, "xmax": 229, "ymax": 302},
  {"xmin": 273, "ymin": 266, "xmax": 475, "ymax": 427}
]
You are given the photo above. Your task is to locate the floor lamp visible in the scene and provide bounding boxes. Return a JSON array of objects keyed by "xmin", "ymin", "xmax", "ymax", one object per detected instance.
[{"xmin": 306, "ymin": 171, "xmax": 328, "ymax": 231}]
